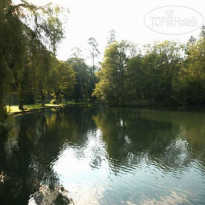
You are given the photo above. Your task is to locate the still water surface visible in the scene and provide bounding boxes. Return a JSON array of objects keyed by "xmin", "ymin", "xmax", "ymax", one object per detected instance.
[{"xmin": 0, "ymin": 106, "xmax": 205, "ymax": 205}]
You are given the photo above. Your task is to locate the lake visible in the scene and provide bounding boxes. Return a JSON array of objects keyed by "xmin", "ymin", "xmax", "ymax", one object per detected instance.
[{"xmin": 0, "ymin": 105, "xmax": 205, "ymax": 205}]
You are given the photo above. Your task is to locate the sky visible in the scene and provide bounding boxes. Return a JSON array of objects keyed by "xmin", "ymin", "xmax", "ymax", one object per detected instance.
[{"xmin": 21, "ymin": 0, "xmax": 205, "ymax": 65}]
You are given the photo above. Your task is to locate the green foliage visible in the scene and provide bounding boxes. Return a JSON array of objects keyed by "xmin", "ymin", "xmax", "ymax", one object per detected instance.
[
  {"xmin": 49, "ymin": 61, "xmax": 76, "ymax": 104},
  {"xmin": 0, "ymin": 0, "xmax": 67, "ymax": 119},
  {"xmin": 2, "ymin": 0, "xmax": 205, "ymax": 121},
  {"xmin": 93, "ymin": 41, "xmax": 129, "ymax": 105},
  {"xmin": 67, "ymin": 48, "xmax": 97, "ymax": 102},
  {"xmin": 94, "ymin": 33, "xmax": 205, "ymax": 106}
]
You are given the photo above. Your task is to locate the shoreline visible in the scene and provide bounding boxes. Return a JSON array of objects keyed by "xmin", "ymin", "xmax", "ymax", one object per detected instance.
[
  {"xmin": 7, "ymin": 102, "xmax": 98, "ymax": 116},
  {"xmin": 8, "ymin": 105, "xmax": 63, "ymax": 115}
]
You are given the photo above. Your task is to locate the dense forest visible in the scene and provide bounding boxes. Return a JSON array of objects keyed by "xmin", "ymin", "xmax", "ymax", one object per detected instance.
[
  {"xmin": 93, "ymin": 30, "xmax": 205, "ymax": 106},
  {"xmin": 1, "ymin": 0, "xmax": 205, "ymax": 122}
]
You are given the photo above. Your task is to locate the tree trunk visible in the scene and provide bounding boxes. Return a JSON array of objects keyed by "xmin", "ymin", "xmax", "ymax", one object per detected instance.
[
  {"xmin": 0, "ymin": 81, "xmax": 6, "ymax": 121},
  {"xmin": 40, "ymin": 82, "xmax": 45, "ymax": 106},
  {"xmin": 19, "ymin": 100, "xmax": 24, "ymax": 110},
  {"xmin": 17, "ymin": 82, "xmax": 24, "ymax": 110},
  {"xmin": 42, "ymin": 95, "xmax": 45, "ymax": 106},
  {"xmin": 0, "ymin": 99, "xmax": 6, "ymax": 122},
  {"xmin": 79, "ymin": 78, "xmax": 85, "ymax": 101}
]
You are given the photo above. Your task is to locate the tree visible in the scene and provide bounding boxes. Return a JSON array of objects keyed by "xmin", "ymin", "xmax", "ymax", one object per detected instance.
[
  {"xmin": 49, "ymin": 61, "xmax": 75, "ymax": 104},
  {"xmin": 67, "ymin": 49, "xmax": 92, "ymax": 102},
  {"xmin": 181, "ymin": 35, "xmax": 205, "ymax": 104},
  {"xmin": 125, "ymin": 55, "xmax": 144, "ymax": 101},
  {"xmin": 37, "ymin": 49, "xmax": 56, "ymax": 106},
  {"xmin": 93, "ymin": 41, "xmax": 129, "ymax": 105},
  {"xmin": 94, "ymin": 40, "xmax": 186, "ymax": 106},
  {"xmin": 88, "ymin": 37, "xmax": 100, "ymax": 77},
  {"xmin": 107, "ymin": 29, "xmax": 116, "ymax": 45},
  {"xmin": 0, "ymin": 0, "xmax": 66, "ymax": 120}
]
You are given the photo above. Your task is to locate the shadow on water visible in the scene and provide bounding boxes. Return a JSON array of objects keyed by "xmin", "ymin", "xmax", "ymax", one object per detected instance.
[
  {"xmin": 0, "ymin": 110, "xmax": 75, "ymax": 205},
  {"xmin": 0, "ymin": 105, "xmax": 205, "ymax": 204},
  {"xmin": 93, "ymin": 107, "xmax": 205, "ymax": 170}
]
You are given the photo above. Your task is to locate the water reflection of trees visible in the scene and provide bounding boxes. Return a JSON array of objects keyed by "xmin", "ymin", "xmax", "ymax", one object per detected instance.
[
  {"xmin": 0, "ymin": 106, "xmax": 99, "ymax": 204},
  {"xmin": 93, "ymin": 107, "xmax": 205, "ymax": 173},
  {"xmin": 0, "ymin": 106, "xmax": 205, "ymax": 204},
  {"xmin": 0, "ymin": 109, "xmax": 78, "ymax": 205}
]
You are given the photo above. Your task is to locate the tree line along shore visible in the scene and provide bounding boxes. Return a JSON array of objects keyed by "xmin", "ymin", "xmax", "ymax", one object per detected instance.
[{"xmin": 1, "ymin": 1, "xmax": 205, "ymax": 122}]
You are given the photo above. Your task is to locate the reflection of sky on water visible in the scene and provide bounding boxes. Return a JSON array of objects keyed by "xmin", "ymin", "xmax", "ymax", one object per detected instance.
[
  {"xmin": 53, "ymin": 127, "xmax": 205, "ymax": 205},
  {"xmin": 1, "ymin": 107, "xmax": 205, "ymax": 205},
  {"xmin": 54, "ymin": 129, "xmax": 108, "ymax": 205}
]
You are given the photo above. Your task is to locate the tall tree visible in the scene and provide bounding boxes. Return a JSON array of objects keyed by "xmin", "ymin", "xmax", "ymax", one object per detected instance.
[
  {"xmin": 0, "ymin": 0, "xmax": 66, "ymax": 119},
  {"xmin": 67, "ymin": 49, "xmax": 92, "ymax": 102},
  {"xmin": 93, "ymin": 41, "xmax": 129, "ymax": 105},
  {"xmin": 88, "ymin": 37, "xmax": 100, "ymax": 77},
  {"xmin": 107, "ymin": 29, "xmax": 116, "ymax": 45}
]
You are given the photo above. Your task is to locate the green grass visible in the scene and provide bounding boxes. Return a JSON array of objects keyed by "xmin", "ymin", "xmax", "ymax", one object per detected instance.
[
  {"xmin": 6, "ymin": 103, "xmax": 64, "ymax": 114},
  {"xmin": 6, "ymin": 101, "xmax": 97, "ymax": 114}
]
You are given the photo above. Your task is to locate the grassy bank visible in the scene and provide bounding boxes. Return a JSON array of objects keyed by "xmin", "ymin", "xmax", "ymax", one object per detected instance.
[
  {"xmin": 6, "ymin": 102, "xmax": 98, "ymax": 115},
  {"xmin": 6, "ymin": 103, "xmax": 64, "ymax": 115}
]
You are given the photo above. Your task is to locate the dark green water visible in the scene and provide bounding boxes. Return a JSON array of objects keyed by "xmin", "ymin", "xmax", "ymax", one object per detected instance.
[{"xmin": 0, "ymin": 106, "xmax": 205, "ymax": 205}]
